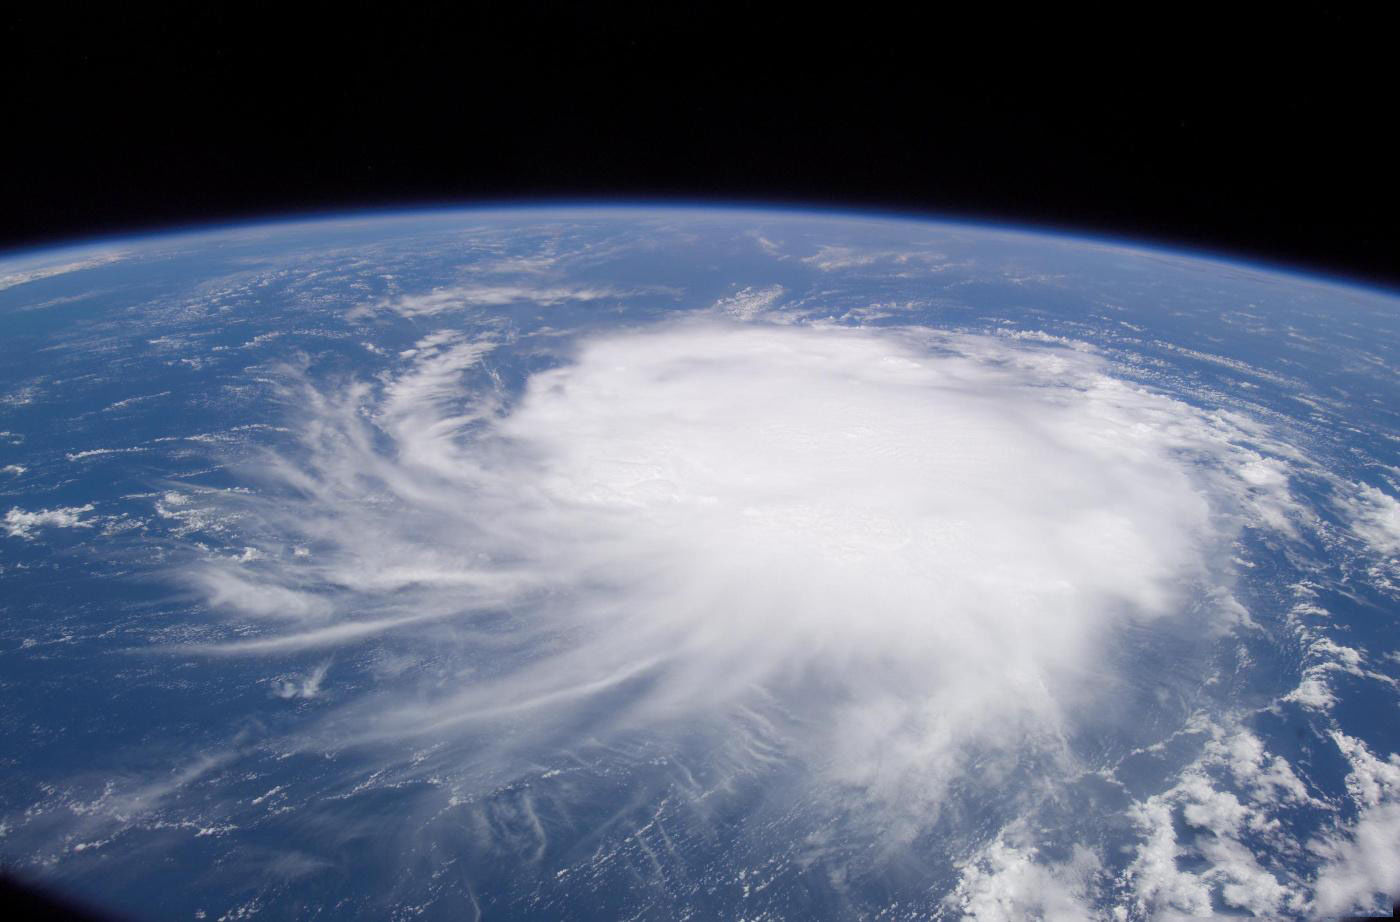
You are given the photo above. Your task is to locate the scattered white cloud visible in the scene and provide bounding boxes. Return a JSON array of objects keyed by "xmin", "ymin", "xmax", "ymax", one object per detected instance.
[
  {"xmin": 1284, "ymin": 674, "xmax": 1337, "ymax": 711},
  {"xmin": 1216, "ymin": 730, "xmax": 1318, "ymax": 807},
  {"xmin": 994, "ymin": 328, "xmax": 1095, "ymax": 351},
  {"xmin": 801, "ymin": 244, "xmax": 958, "ymax": 273},
  {"xmin": 366, "ymin": 283, "xmax": 634, "ymax": 318},
  {"xmin": 273, "ymin": 662, "xmax": 331, "ymax": 700},
  {"xmin": 1117, "ymin": 713, "xmax": 1400, "ymax": 918},
  {"xmin": 1282, "ymin": 631, "xmax": 1383, "ymax": 714},
  {"xmin": 1331, "ymin": 731, "xmax": 1400, "ymax": 811},
  {"xmin": 747, "ymin": 232, "xmax": 783, "ymax": 256},
  {"xmin": 949, "ymin": 833, "xmax": 1105, "ymax": 921},
  {"xmin": 154, "ymin": 490, "xmax": 233, "ymax": 538},
  {"xmin": 1310, "ymin": 732, "xmax": 1400, "ymax": 916},
  {"xmin": 1310, "ymin": 803, "xmax": 1400, "ymax": 918},
  {"xmin": 4, "ymin": 504, "xmax": 94, "ymax": 539},
  {"xmin": 1, "ymin": 383, "xmax": 41, "ymax": 407},
  {"xmin": 1121, "ymin": 794, "xmax": 1214, "ymax": 917},
  {"xmin": 1341, "ymin": 483, "xmax": 1400, "ymax": 557},
  {"xmin": 1153, "ymin": 341, "xmax": 1300, "ymax": 389},
  {"xmin": 712, "ymin": 285, "xmax": 784, "ymax": 320},
  {"xmin": 1123, "ymin": 766, "xmax": 1304, "ymax": 919}
]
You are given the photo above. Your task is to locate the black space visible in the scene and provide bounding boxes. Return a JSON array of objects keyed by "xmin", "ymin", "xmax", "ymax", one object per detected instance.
[{"xmin": 3, "ymin": 6, "xmax": 1396, "ymax": 288}]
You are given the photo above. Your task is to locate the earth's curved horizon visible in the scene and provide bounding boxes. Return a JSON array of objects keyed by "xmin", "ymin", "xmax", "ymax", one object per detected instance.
[
  {"xmin": 2, "ymin": 206, "xmax": 1398, "ymax": 920},
  {"xmin": 9, "ymin": 202, "xmax": 1398, "ymax": 300}
]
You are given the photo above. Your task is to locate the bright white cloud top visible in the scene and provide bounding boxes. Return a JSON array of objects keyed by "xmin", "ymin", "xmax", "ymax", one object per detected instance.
[
  {"xmin": 1, "ymin": 209, "xmax": 1398, "ymax": 921},
  {"xmin": 198, "ymin": 325, "xmax": 1267, "ymax": 777}
]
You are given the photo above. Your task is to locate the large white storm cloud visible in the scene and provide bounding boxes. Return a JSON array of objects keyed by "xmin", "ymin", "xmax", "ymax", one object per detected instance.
[
  {"xmin": 152, "ymin": 317, "xmax": 1373, "ymax": 917},
  {"xmin": 185, "ymin": 322, "xmax": 1297, "ymax": 816}
]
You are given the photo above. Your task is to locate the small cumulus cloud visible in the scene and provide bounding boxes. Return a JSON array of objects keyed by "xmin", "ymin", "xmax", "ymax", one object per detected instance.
[
  {"xmin": 712, "ymin": 285, "xmax": 785, "ymax": 320},
  {"xmin": 4, "ymin": 504, "xmax": 95, "ymax": 540},
  {"xmin": 272, "ymin": 662, "xmax": 332, "ymax": 700}
]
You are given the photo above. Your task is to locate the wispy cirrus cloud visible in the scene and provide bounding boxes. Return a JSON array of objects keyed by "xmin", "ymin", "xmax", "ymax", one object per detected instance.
[
  {"xmin": 363, "ymin": 282, "xmax": 639, "ymax": 318},
  {"xmin": 801, "ymin": 244, "xmax": 963, "ymax": 274},
  {"xmin": 0, "ymin": 251, "xmax": 128, "ymax": 293}
]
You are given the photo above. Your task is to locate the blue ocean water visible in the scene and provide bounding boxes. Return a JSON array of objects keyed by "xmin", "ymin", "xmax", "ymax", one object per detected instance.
[{"xmin": 1, "ymin": 208, "xmax": 1398, "ymax": 920}]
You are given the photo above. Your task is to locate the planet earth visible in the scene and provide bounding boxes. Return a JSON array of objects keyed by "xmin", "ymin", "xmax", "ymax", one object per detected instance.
[{"xmin": 1, "ymin": 207, "xmax": 1398, "ymax": 921}]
